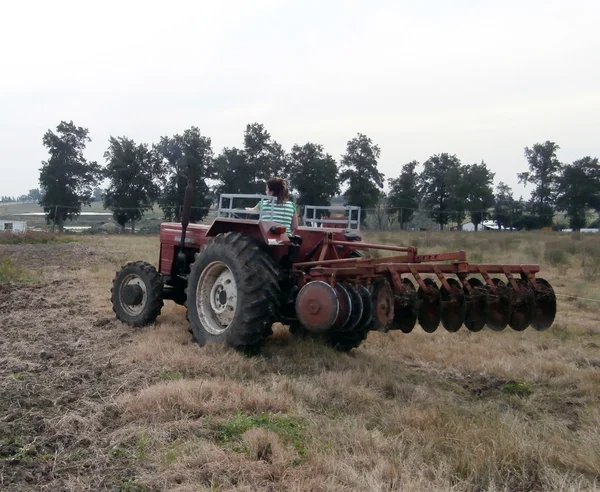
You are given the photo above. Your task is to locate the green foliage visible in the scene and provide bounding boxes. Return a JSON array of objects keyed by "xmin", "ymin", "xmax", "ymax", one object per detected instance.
[
  {"xmin": 156, "ymin": 127, "xmax": 215, "ymax": 222},
  {"xmin": 419, "ymin": 153, "xmax": 463, "ymax": 230},
  {"xmin": 215, "ymin": 411, "xmax": 307, "ymax": 460},
  {"xmin": 103, "ymin": 136, "xmax": 161, "ymax": 232},
  {"xmin": 518, "ymin": 141, "xmax": 563, "ymax": 226},
  {"xmin": 38, "ymin": 121, "xmax": 103, "ymax": 232},
  {"xmin": 159, "ymin": 370, "xmax": 183, "ymax": 381},
  {"xmin": 461, "ymin": 161, "xmax": 495, "ymax": 229},
  {"xmin": 213, "ymin": 147, "xmax": 253, "ymax": 202},
  {"xmin": 500, "ymin": 381, "xmax": 532, "ymax": 397},
  {"xmin": 387, "ymin": 160, "xmax": 419, "ymax": 229},
  {"xmin": 556, "ymin": 157, "xmax": 600, "ymax": 231},
  {"xmin": 339, "ymin": 133, "xmax": 384, "ymax": 219},
  {"xmin": 493, "ymin": 182, "xmax": 524, "ymax": 229},
  {"xmin": 243, "ymin": 123, "xmax": 288, "ymax": 187},
  {"xmin": 0, "ymin": 258, "xmax": 27, "ymax": 283},
  {"xmin": 288, "ymin": 142, "xmax": 340, "ymax": 213}
]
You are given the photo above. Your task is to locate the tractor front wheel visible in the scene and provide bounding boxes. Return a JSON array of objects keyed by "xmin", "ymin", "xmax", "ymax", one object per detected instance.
[
  {"xmin": 186, "ymin": 233, "xmax": 280, "ymax": 351},
  {"xmin": 111, "ymin": 261, "xmax": 164, "ymax": 327}
]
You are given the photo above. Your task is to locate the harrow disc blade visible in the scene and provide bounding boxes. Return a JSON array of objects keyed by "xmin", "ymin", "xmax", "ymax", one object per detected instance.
[
  {"xmin": 356, "ymin": 284, "xmax": 374, "ymax": 330},
  {"xmin": 463, "ymin": 277, "xmax": 488, "ymax": 332},
  {"xmin": 531, "ymin": 278, "xmax": 556, "ymax": 331},
  {"xmin": 344, "ymin": 284, "xmax": 364, "ymax": 331},
  {"xmin": 417, "ymin": 278, "xmax": 441, "ymax": 333},
  {"xmin": 370, "ymin": 278, "xmax": 395, "ymax": 332},
  {"xmin": 508, "ymin": 279, "xmax": 535, "ymax": 331},
  {"xmin": 295, "ymin": 280, "xmax": 339, "ymax": 333},
  {"xmin": 391, "ymin": 278, "xmax": 418, "ymax": 333},
  {"xmin": 486, "ymin": 278, "xmax": 512, "ymax": 331},
  {"xmin": 440, "ymin": 277, "xmax": 466, "ymax": 332},
  {"xmin": 332, "ymin": 283, "xmax": 352, "ymax": 330}
]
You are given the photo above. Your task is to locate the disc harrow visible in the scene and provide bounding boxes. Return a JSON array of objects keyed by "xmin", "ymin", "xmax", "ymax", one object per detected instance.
[{"xmin": 292, "ymin": 238, "xmax": 557, "ymax": 338}]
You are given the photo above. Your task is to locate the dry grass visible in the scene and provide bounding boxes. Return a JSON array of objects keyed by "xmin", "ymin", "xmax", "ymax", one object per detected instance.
[{"xmin": 1, "ymin": 231, "xmax": 599, "ymax": 491}]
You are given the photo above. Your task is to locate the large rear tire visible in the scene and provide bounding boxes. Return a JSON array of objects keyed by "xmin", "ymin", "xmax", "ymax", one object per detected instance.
[
  {"xmin": 111, "ymin": 261, "xmax": 164, "ymax": 327},
  {"xmin": 186, "ymin": 232, "xmax": 280, "ymax": 351}
]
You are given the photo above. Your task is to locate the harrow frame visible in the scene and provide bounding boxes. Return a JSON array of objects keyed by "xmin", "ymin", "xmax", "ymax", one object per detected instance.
[{"xmin": 290, "ymin": 231, "xmax": 556, "ymax": 335}]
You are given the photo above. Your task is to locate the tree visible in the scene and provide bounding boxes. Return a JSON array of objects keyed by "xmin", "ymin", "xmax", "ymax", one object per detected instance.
[
  {"xmin": 214, "ymin": 147, "xmax": 251, "ymax": 195},
  {"xmin": 518, "ymin": 141, "xmax": 562, "ymax": 226},
  {"xmin": 339, "ymin": 133, "xmax": 384, "ymax": 222},
  {"xmin": 39, "ymin": 121, "xmax": 102, "ymax": 233},
  {"xmin": 493, "ymin": 182, "xmax": 523, "ymax": 230},
  {"xmin": 288, "ymin": 142, "xmax": 340, "ymax": 219},
  {"xmin": 243, "ymin": 123, "xmax": 288, "ymax": 192},
  {"xmin": 103, "ymin": 136, "xmax": 161, "ymax": 232},
  {"xmin": 556, "ymin": 157, "xmax": 600, "ymax": 230},
  {"xmin": 28, "ymin": 188, "xmax": 43, "ymax": 202},
  {"xmin": 387, "ymin": 160, "xmax": 419, "ymax": 230},
  {"xmin": 418, "ymin": 153, "xmax": 462, "ymax": 230},
  {"xmin": 371, "ymin": 192, "xmax": 390, "ymax": 230},
  {"xmin": 462, "ymin": 161, "xmax": 495, "ymax": 230},
  {"xmin": 92, "ymin": 187, "xmax": 103, "ymax": 202},
  {"xmin": 156, "ymin": 127, "xmax": 215, "ymax": 222},
  {"xmin": 213, "ymin": 147, "xmax": 255, "ymax": 209}
]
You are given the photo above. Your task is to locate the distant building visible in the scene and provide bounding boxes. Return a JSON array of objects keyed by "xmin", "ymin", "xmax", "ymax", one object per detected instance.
[
  {"xmin": 459, "ymin": 221, "xmax": 504, "ymax": 232},
  {"xmin": 0, "ymin": 220, "xmax": 27, "ymax": 233}
]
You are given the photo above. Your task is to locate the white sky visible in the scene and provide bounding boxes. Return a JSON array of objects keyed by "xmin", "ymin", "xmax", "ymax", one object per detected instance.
[{"xmin": 1, "ymin": 0, "xmax": 599, "ymax": 199}]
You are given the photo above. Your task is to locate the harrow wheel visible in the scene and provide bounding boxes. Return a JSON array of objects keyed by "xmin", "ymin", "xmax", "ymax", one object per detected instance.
[
  {"xmin": 486, "ymin": 278, "xmax": 512, "ymax": 331},
  {"xmin": 508, "ymin": 279, "xmax": 535, "ymax": 331},
  {"xmin": 531, "ymin": 278, "xmax": 556, "ymax": 331},
  {"xmin": 391, "ymin": 278, "xmax": 418, "ymax": 333},
  {"xmin": 417, "ymin": 278, "xmax": 441, "ymax": 333},
  {"xmin": 440, "ymin": 278, "xmax": 466, "ymax": 332},
  {"xmin": 463, "ymin": 278, "xmax": 488, "ymax": 332}
]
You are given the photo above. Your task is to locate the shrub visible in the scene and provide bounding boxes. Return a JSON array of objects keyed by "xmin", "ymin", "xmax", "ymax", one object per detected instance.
[
  {"xmin": 0, "ymin": 258, "xmax": 27, "ymax": 283},
  {"xmin": 0, "ymin": 231, "xmax": 76, "ymax": 245}
]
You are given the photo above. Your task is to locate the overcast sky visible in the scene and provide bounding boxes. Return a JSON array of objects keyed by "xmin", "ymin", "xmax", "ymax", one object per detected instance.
[{"xmin": 1, "ymin": 0, "xmax": 599, "ymax": 199}]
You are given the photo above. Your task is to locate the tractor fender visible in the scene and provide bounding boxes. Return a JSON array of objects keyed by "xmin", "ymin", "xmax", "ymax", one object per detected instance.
[{"xmin": 206, "ymin": 218, "xmax": 290, "ymax": 246}]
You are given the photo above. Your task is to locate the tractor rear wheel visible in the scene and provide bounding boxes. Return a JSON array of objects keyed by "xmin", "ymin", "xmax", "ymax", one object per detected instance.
[
  {"xmin": 111, "ymin": 261, "xmax": 164, "ymax": 327},
  {"xmin": 186, "ymin": 232, "xmax": 280, "ymax": 351}
]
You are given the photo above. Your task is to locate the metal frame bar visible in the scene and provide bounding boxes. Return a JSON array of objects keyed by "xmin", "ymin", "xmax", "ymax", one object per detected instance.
[
  {"xmin": 291, "ymin": 231, "xmax": 542, "ymax": 294},
  {"xmin": 302, "ymin": 204, "xmax": 362, "ymax": 230},
  {"xmin": 218, "ymin": 194, "xmax": 277, "ymax": 221}
]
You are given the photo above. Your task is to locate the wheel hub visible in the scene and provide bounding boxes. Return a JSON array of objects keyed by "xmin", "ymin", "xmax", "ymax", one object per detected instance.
[
  {"xmin": 119, "ymin": 274, "xmax": 148, "ymax": 316},
  {"xmin": 197, "ymin": 262, "xmax": 238, "ymax": 335},
  {"xmin": 122, "ymin": 284, "xmax": 144, "ymax": 305}
]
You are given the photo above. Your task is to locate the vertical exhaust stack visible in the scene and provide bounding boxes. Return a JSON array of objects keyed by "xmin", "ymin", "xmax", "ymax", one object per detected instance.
[{"xmin": 177, "ymin": 161, "xmax": 195, "ymax": 266}]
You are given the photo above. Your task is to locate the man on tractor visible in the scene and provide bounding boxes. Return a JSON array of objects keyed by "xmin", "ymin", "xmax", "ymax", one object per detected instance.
[{"xmin": 246, "ymin": 177, "xmax": 299, "ymax": 235}]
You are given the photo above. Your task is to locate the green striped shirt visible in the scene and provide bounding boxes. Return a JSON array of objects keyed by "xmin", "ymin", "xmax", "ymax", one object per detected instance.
[{"xmin": 257, "ymin": 199, "xmax": 296, "ymax": 234}]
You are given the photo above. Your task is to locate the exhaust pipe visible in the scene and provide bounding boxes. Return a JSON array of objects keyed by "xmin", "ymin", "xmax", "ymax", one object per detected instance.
[{"xmin": 177, "ymin": 160, "xmax": 195, "ymax": 266}]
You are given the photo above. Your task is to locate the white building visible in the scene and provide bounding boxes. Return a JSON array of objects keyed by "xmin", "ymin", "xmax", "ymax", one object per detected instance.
[
  {"xmin": 0, "ymin": 220, "xmax": 27, "ymax": 233},
  {"xmin": 460, "ymin": 220, "xmax": 504, "ymax": 231}
]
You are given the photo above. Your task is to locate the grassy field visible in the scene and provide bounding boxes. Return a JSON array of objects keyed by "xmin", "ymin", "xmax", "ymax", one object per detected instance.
[{"xmin": 1, "ymin": 230, "xmax": 599, "ymax": 491}]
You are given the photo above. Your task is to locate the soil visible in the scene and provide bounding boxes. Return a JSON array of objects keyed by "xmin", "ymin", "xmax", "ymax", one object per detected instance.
[{"xmin": 0, "ymin": 242, "xmax": 140, "ymax": 491}]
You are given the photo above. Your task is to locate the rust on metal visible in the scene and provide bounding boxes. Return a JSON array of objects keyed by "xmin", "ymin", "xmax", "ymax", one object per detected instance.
[
  {"xmin": 370, "ymin": 279, "xmax": 395, "ymax": 332},
  {"xmin": 295, "ymin": 280, "xmax": 339, "ymax": 332}
]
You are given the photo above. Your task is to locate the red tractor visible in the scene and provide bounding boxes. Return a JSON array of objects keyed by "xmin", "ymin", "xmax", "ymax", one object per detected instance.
[{"xmin": 111, "ymin": 178, "xmax": 557, "ymax": 352}]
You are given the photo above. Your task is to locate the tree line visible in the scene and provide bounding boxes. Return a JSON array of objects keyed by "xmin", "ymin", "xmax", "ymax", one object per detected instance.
[{"xmin": 23, "ymin": 120, "xmax": 600, "ymax": 233}]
